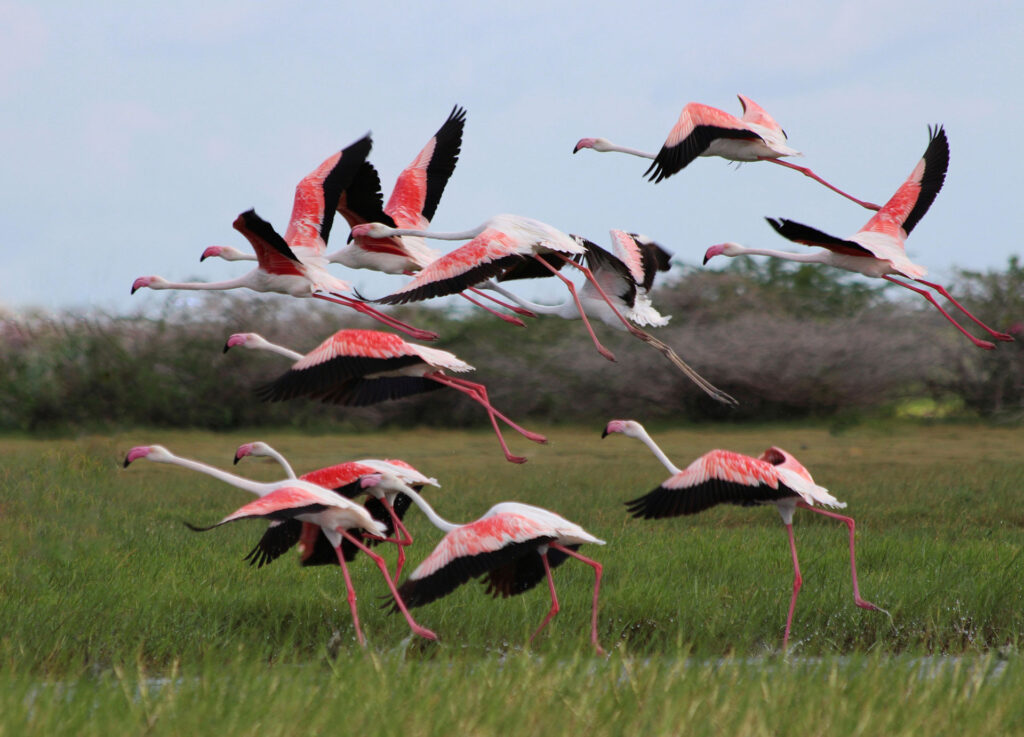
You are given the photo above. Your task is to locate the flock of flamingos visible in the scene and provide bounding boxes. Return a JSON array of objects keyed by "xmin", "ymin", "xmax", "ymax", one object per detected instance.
[{"xmin": 124, "ymin": 98, "xmax": 1012, "ymax": 653}]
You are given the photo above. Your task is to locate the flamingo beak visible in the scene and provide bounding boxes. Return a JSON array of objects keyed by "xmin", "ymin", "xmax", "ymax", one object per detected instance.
[
  {"xmin": 130, "ymin": 277, "xmax": 149, "ymax": 295},
  {"xmin": 200, "ymin": 247, "xmax": 220, "ymax": 262},
  {"xmin": 703, "ymin": 244, "xmax": 726, "ymax": 265},
  {"xmin": 573, "ymin": 138, "xmax": 594, "ymax": 154},
  {"xmin": 223, "ymin": 334, "xmax": 247, "ymax": 353},
  {"xmin": 123, "ymin": 446, "xmax": 151, "ymax": 467},
  {"xmin": 234, "ymin": 443, "xmax": 253, "ymax": 465}
]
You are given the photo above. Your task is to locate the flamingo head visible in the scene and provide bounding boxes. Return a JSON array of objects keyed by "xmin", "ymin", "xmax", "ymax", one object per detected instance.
[
  {"xmin": 131, "ymin": 276, "xmax": 167, "ymax": 294},
  {"xmin": 223, "ymin": 332, "xmax": 269, "ymax": 353},
  {"xmin": 702, "ymin": 242, "xmax": 743, "ymax": 265},
  {"xmin": 359, "ymin": 471, "xmax": 415, "ymax": 498},
  {"xmin": 602, "ymin": 419, "xmax": 644, "ymax": 439},
  {"xmin": 201, "ymin": 245, "xmax": 248, "ymax": 262},
  {"xmin": 573, "ymin": 137, "xmax": 611, "ymax": 154},
  {"xmin": 123, "ymin": 444, "xmax": 173, "ymax": 467},
  {"xmin": 233, "ymin": 441, "xmax": 270, "ymax": 464}
]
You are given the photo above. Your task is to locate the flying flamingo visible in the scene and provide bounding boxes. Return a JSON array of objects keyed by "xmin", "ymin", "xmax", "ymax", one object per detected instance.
[
  {"xmin": 131, "ymin": 135, "xmax": 436, "ymax": 341},
  {"xmin": 573, "ymin": 95, "xmax": 880, "ymax": 210},
  {"xmin": 232, "ymin": 440, "xmax": 438, "ymax": 577},
  {"xmin": 703, "ymin": 126, "xmax": 1013, "ymax": 349},
  {"xmin": 362, "ymin": 473, "xmax": 606, "ymax": 653},
  {"xmin": 602, "ymin": 419, "xmax": 888, "ymax": 649},
  {"xmin": 483, "ymin": 229, "xmax": 736, "ymax": 405},
  {"xmin": 122, "ymin": 444, "xmax": 437, "ymax": 644},
  {"xmin": 224, "ymin": 329, "xmax": 546, "ymax": 464}
]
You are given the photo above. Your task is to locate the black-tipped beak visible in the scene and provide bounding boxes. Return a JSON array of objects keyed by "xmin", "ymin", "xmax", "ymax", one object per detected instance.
[
  {"xmin": 601, "ymin": 428, "xmax": 610, "ymax": 438},
  {"xmin": 702, "ymin": 254, "xmax": 710, "ymax": 266},
  {"xmin": 123, "ymin": 456, "xmax": 132, "ymax": 468},
  {"xmin": 223, "ymin": 342, "xmax": 231, "ymax": 354},
  {"xmin": 233, "ymin": 454, "xmax": 242, "ymax": 465},
  {"xmin": 572, "ymin": 145, "xmax": 581, "ymax": 154}
]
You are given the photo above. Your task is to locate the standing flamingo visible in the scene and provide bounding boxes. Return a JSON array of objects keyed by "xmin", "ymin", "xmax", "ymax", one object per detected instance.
[
  {"xmin": 122, "ymin": 444, "xmax": 436, "ymax": 644},
  {"xmin": 131, "ymin": 135, "xmax": 436, "ymax": 341},
  {"xmin": 233, "ymin": 440, "xmax": 438, "ymax": 577},
  {"xmin": 704, "ymin": 126, "xmax": 1013, "ymax": 349},
  {"xmin": 224, "ymin": 329, "xmax": 546, "ymax": 464},
  {"xmin": 361, "ymin": 473, "xmax": 606, "ymax": 653},
  {"xmin": 602, "ymin": 419, "xmax": 888, "ymax": 649},
  {"xmin": 573, "ymin": 95, "xmax": 880, "ymax": 210}
]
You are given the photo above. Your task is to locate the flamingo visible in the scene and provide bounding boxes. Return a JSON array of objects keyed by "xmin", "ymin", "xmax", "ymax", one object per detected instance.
[
  {"xmin": 703, "ymin": 126, "xmax": 1013, "ymax": 350},
  {"xmin": 224, "ymin": 329, "xmax": 547, "ymax": 464},
  {"xmin": 602, "ymin": 419, "xmax": 888, "ymax": 649},
  {"xmin": 573, "ymin": 95, "xmax": 880, "ymax": 210},
  {"xmin": 232, "ymin": 440, "xmax": 438, "ymax": 577},
  {"xmin": 122, "ymin": 444, "xmax": 437, "ymax": 644},
  {"xmin": 484, "ymin": 229, "xmax": 736, "ymax": 405},
  {"xmin": 362, "ymin": 473, "xmax": 606, "ymax": 653},
  {"xmin": 131, "ymin": 135, "xmax": 436, "ymax": 341}
]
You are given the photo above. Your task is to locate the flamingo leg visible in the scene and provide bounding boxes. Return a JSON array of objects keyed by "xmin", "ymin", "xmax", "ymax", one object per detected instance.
[
  {"xmin": 426, "ymin": 373, "xmax": 530, "ymax": 463},
  {"xmin": 333, "ymin": 543, "xmax": 366, "ymax": 647},
  {"xmin": 914, "ymin": 278, "xmax": 1014, "ymax": 342},
  {"xmin": 762, "ymin": 158, "xmax": 881, "ymax": 211},
  {"xmin": 313, "ymin": 292, "xmax": 439, "ymax": 342},
  {"xmin": 437, "ymin": 374, "xmax": 547, "ymax": 443},
  {"xmin": 379, "ymin": 495, "xmax": 413, "ymax": 579},
  {"xmin": 529, "ymin": 552, "xmax": 560, "ymax": 644},
  {"xmin": 551, "ymin": 543, "xmax": 605, "ymax": 655},
  {"xmin": 531, "ymin": 255, "xmax": 616, "ymax": 361},
  {"xmin": 783, "ymin": 522, "xmax": 803, "ymax": 651},
  {"xmin": 798, "ymin": 503, "xmax": 890, "ymax": 619},
  {"xmin": 466, "ymin": 285, "xmax": 538, "ymax": 318},
  {"xmin": 338, "ymin": 529, "xmax": 438, "ymax": 641},
  {"xmin": 456, "ymin": 291, "xmax": 526, "ymax": 327},
  {"xmin": 882, "ymin": 277, "xmax": 996, "ymax": 349}
]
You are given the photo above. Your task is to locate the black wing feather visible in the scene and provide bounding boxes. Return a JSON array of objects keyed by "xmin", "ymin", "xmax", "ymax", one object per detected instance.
[
  {"xmin": 421, "ymin": 105, "xmax": 466, "ymax": 223},
  {"xmin": 254, "ymin": 354, "xmax": 426, "ymax": 402},
  {"xmin": 901, "ymin": 125, "xmax": 949, "ymax": 236},
  {"xmin": 645, "ymin": 125, "xmax": 760, "ymax": 183},
  {"xmin": 765, "ymin": 217, "xmax": 875, "ymax": 257},
  {"xmin": 625, "ymin": 479, "xmax": 797, "ymax": 519},
  {"xmin": 376, "ymin": 254, "xmax": 524, "ymax": 304}
]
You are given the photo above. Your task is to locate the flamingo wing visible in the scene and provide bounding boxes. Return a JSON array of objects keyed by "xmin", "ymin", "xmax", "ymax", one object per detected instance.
[
  {"xmin": 646, "ymin": 103, "xmax": 762, "ymax": 183},
  {"xmin": 624, "ymin": 449, "xmax": 799, "ymax": 519},
  {"xmin": 386, "ymin": 105, "xmax": 466, "ymax": 226},
  {"xmin": 765, "ymin": 217, "xmax": 876, "ymax": 258},
  {"xmin": 495, "ymin": 252, "xmax": 568, "ymax": 282},
  {"xmin": 627, "ymin": 233, "xmax": 673, "ymax": 291},
  {"xmin": 243, "ymin": 519, "xmax": 303, "ymax": 568},
  {"xmin": 187, "ymin": 487, "xmax": 332, "ymax": 531},
  {"xmin": 577, "ymin": 236, "xmax": 637, "ymax": 306},
  {"xmin": 482, "ymin": 544, "xmax": 581, "ymax": 598},
  {"xmin": 300, "ymin": 462, "xmax": 382, "ymax": 494},
  {"xmin": 336, "ymin": 160, "xmax": 396, "ymax": 228},
  {"xmin": 737, "ymin": 94, "xmax": 784, "ymax": 133},
  {"xmin": 284, "ymin": 135, "xmax": 373, "ymax": 251},
  {"xmin": 233, "ymin": 209, "xmax": 306, "ymax": 276}
]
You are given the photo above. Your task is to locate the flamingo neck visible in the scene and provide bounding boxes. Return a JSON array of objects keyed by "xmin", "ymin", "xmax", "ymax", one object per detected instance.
[
  {"xmin": 729, "ymin": 247, "xmax": 828, "ymax": 264},
  {"xmin": 154, "ymin": 276, "xmax": 253, "ymax": 291},
  {"xmin": 161, "ymin": 453, "xmax": 273, "ymax": 495},
  {"xmin": 383, "ymin": 224, "xmax": 486, "ymax": 242},
  {"xmin": 401, "ymin": 487, "xmax": 460, "ymax": 533},
  {"xmin": 632, "ymin": 427, "xmax": 682, "ymax": 475},
  {"xmin": 259, "ymin": 446, "xmax": 297, "ymax": 478},
  {"xmin": 600, "ymin": 142, "xmax": 656, "ymax": 160},
  {"xmin": 255, "ymin": 341, "xmax": 304, "ymax": 362}
]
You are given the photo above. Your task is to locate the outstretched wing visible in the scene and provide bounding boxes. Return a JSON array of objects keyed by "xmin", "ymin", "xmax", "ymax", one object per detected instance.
[
  {"xmin": 765, "ymin": 217, "xmax": 876, "ymax": 258},
  {"xmin": 387, "ymin": 105, "xmax": 466, "ymax": 227},
  {"xmin": 645, "ymin": 103, "xmax": 761, "ymax": 183}
]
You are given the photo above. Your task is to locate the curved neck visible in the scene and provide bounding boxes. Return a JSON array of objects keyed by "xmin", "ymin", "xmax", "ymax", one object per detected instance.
[
  {"xmin": 161, "ymin": 453, "xmax": 273, "ymax": 495},
  {"xmin": 401, "ymin": 487, "xmax": 459, "ymax": 533},
  {"xmin": 731, "ymin": 247, "xmax": 827, "ymax": 263},
  {"xmin": 256, "ymin": 341, "xmax": 304, "ymax": 362},
  {"xmin": 481, "ymin": 283, "xmax": 569, "ymax": 316},
  {"xmin": 631, "ymin": 427, "xmax": 682, "ymax": 475},
  {"xmin": 257, "ymin": 445, "xmax": 297, "ymax": 478}
]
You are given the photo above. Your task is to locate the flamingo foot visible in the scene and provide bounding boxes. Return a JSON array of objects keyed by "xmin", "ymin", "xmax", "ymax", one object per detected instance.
[
  {"xmin": 599, "ymin": 347, "xmax": 616, "ymax": 362},
  {"xmin": 494, "ymin": 312, "xmax": 527, "ymax": 328},
  {"xmin": 994, "ymin": 332, "xmax": 1015, "ymax": 342},
  {"xmin": 521, "ymin": 431, "xmax": 548, "ymax": 444},
  {"xmin": 504, "ymin": 453, "xmax": 528, "ymax": 464},
  {"xmin": 411, "ymin": 625, "xmax": 439, "ymax": 641},
  {"xmin": 506, "ymin": 305, "xmax": 537, "ymax": 318},
  {"xmin": 973, "ymin": 338, "xmax": 997, "ymax": 350}
]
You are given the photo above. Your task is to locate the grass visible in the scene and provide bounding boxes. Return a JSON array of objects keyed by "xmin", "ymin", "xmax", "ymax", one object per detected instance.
[{"xmin": 2, "ymin": 423, "xmax": 1023, "ymax": 734}]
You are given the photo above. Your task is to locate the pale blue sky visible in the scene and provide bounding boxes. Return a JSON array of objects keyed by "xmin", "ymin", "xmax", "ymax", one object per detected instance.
[{"xmin": 2, "ymin": 1, "xmax": 1021, "ymax": 313}]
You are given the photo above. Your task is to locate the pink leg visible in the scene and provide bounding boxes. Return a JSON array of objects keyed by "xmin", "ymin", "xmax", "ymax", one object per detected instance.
[
  {"xmin": 551, "ymin": 544, "xmax": 605, "ymax": 655},
  {"xmin": 333, "ymin": 544, "xmax": 366, "ymax": 647},
  {"xmin": 532, "ymin": 255, "xmax": 616, "ymax": 361},
  {"xmin": 426, "ymin": 373, "xmax": 529, "ymax": 463},
  {"xmin": 437, "ymin": 374, "xmax": 547, "ymax": 443},
  {"xmin": 380, "ymin": 495, "xmax": 412, "ymax": 580},
  {"xmin": 557, "ymin": 255, "xmax": 648, "ymax": 338},
  {"xmin": 467, "ymin": 286, "xmax": 538, "ymax": 318},
  {"xmin": 915, "ymin": 279, "xmax": 1014, "ymax": 342},
  {"xmin": 798, "ymin": 503, "xmax": 890, "ymax": 617},
  {"xmin": 529, "ymin": 552, "xmax": 560, "ymax": 643},
  {"xmin": 763, "ymin": 158, "xmax": 881, "ymax": 211},
  {"xmin": 457, "ymin": 291, "xmax": 526, "ymax": 327},
  {"xmin": 313, "ymin": 293, "xmax": 439, "ymax": 342},
  {"xmin": 338, "ymin": 529, "xmax": 438, "ymax": 641},
  {"xmin": 783, "ymin": 523, "xmax": 802, "ymax": 650},
  {"xmin": 883, "ymin": 277, "xmax": 996, "ymax": 349}
]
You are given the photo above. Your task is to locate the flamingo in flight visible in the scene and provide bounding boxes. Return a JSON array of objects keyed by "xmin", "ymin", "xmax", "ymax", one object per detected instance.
[
  {"xmin": 574, "ymin": 95, "xmax": 880, "ymax": 210},
  {"xmin": 704, "ymin": 126, "xmax": 1013, "ymax": 350},
  {"xmin": 365, "ymin": 473, "xmax": 606, "ymax": 653},
  {"xmin": 603, "ymin": 419, "xmax": 888, "ymax": 649},
  {"xmin": 485, "ymin": 229, "xmax": 736, "ymax": 405},
  {"xmin": 232, "ymin": 440, "xmax": 438, "ymax": 578},
  {"xmin": 224, "ymin": 329, "xmax": 547, "ymax": 464},
  {"xmin": 131, "ymin": 135, "xmax": 436, "ymax": 342},
  {"xmin": 122, "ymin": 444, "xmax": 437, "ymax": 645}
]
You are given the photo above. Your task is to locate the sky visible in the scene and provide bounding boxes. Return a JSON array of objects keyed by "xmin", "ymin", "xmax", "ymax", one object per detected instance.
[{"xmin": 1, "ymin": 1, "xmax": 1022, "ymax": 315}]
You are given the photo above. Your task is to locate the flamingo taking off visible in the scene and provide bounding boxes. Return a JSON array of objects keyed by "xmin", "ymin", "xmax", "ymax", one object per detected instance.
[
  {"xmin": 122, "ymin": 444, "xmax": 436, "ymax": 645},
  {"xmin": 603, "ymin": 419, "xmax": 888, "ymax": 649},
  {"xmin": 224, "ymin": 329, "xmax": 547, "ymax": 464},
  {"xmin": 132, "ymin": 135, "xmax": 436, "ymax": 341},
  {"xmin": 485, "ymin": 229, "xmax": 736, "ymax": 405},
  {"xmin": 233, "ymin": 440, "xmax": 438, "ymax": 578},
  {"xmin": 703, "ymin": 126, "xmax": 1013, "ymax": 350},
  {"xmin": 573, "ymin": 95, "xmax": 880, "ymax": 210},
  {"xmin": 363, "ymin": 473, "xmax": 606, "ymax": 653}
]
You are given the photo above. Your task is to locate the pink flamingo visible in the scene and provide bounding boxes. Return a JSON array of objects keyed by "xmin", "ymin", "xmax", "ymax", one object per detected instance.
[
  {"xmin": 603, "ymin": 419, "xmax": 888, "ymax": 650},
  {"xmin": 122, "ymin": 444, "xmax": 437, "ymax": 645},
  {"xmin": 224, "ymin": 329, "xmax": 546, "ymax": 464},
  {"xmin": 704, "ymin": 126, "xmax": 1013, "ymax": 350},
  {"xmin": 367, "ymin": 474, "xmax": 606, "ymax": 653},
  {"xmin": 131, "ymin": 135, "xmax": 436, "ymax": 341},
  {"xmin": 574, "ymin": 95, "xmax": 880, "ymax": 210},
  {"xmin": 232, "ymin": 440, "xmax": 438, "ymax": 578}
]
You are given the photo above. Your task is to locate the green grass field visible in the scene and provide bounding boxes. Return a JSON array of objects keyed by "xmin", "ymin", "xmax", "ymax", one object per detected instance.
[{"xmin": 2, "ymin": 423, "xmax": 1023, "ymax": 735}]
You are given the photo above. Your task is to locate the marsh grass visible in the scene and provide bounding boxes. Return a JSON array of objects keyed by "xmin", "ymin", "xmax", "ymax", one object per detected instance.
[{"xmin": 1, "ymin": 424, "xmax": 1022, "ymax": 734}]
